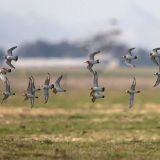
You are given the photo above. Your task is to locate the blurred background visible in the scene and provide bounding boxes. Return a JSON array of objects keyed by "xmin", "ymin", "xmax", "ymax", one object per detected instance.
[
  {"xmin": 0, "ymin": 0, "xmax": 160, "ymax": 68},
  {"xmin": 1, "ymin": 1, "xmax": 160, "ymax": 159}
]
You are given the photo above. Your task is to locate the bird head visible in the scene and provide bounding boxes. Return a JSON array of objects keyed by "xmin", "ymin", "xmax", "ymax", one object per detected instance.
[
  {"xmin": 137, "ymin": 91, "xmax": 140, "ymax": 93},
  {"xmin": 96, "ymin": 60, "xmax": 100, "ymax": 63},
  {"xmin": 126, "ymin": 90, "xmax": 130, "ymax": 93},
  {"xmin": 13, "ymin": 93, "xmax": 15, "ymax": 95},
  {"xmin": 84, "ymin": 61, "xmax": 89, "ymax": 64},
  {"xmin": 51, "ymin": 84, "xmax": 54, "ymax": 89},
  {"xmin": 154, "ymin": 72, "xmax": 158, "ymax": 75},
  {"xmin": 102, "ymin": 95, "xmax": 105, "ymax": 98}
]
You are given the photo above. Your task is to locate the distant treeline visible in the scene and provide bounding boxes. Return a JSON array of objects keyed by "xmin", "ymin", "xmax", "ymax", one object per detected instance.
[{"xmin": 0, "ymin": 28, "xmax": 153, "ymax": 66}]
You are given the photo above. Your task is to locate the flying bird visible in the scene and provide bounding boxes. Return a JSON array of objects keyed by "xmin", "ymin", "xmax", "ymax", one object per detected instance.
[
  {"xmin": 153, "ymin": 72, "xmax": 160, "ymax": 87},
  {"xmin": 0, "ymin": 67, "xmax": 11, "ymax": 82},
  {"xmin": 126, "ymin": 77, "xmax": 140, "ymax": 108},
  {"xmin": 90, "ymin": 90, "xmax": 105, "ymax": 103},
  {"xmin": 1, "ymin": 77, "xmax": 15, "ymax": 104},
  {"xmin": 24, "ymin": 77, "xmax": 38, "ymax": 107},
  {"xmin": 42, "ymin": 73, "xmax": 53, "ymax": 104},
  {"xmin": 52, "ymin": 75, "xmax": 66, "ymax": 94},
  {"xmin": 4, "ymin": 46, "xmax": 18, "ymax": 69},
  {"xmin": 31, "ymin": 76, "xmax": 41, "ymax": 94},
  {"xmin": 85, "ymin": 51, "xmax": 100, "ymax": 73},
  {"xmin": 123, "ymin": 48, "xmax": 137, "ymax": 67},
  {"xmin": 149, "ymin": 48, "xmax": 160, "ymax": 71},
  {"xmin": 90, "ymin": 71, "xmax": 105, "ymax": 96}
]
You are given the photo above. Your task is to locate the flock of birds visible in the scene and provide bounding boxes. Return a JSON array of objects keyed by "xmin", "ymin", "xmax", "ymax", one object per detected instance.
[
  {"xmin": 0, "ymin": 46, "xmax": 66, "ymax": 107},
  {"xmin": 0, "ymin": 46, "xmax": 160, "ymax": 108},
  {"xmin": 85, "ymin": 48, "xmax": 160, "ymax": 108}
]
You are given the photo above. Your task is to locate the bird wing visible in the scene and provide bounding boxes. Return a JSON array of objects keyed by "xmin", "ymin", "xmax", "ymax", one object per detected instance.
[
  {"xmin": 89, "ymin": 51, "xmax": 100, "ymax": 61},
  {"xmin": 30, "ymin": 98, "xmax": 34, "ymax": 108},
  {"xmin": 150, "ymin": 56, "xmax": 159, "ymax": 66},
  {"xmin": 127, "ymin": 48, "xmax": 135, "ymax": 56},
  {"xmin": 31, "ymin": 76, "xmax": 35, "ymax": 90},
  {"xmin": 93, "ymin": 71, "xmax": 98, "ymax": 87},
  {"xmin": 87, "ymin": 63, "xmax": 94, "ymax": 73},
  {"xmin": 5, "ymin": 77, "xmax": 11, "ymax": 92},
  {"xmin": 130, "ymin": 77, "xmax": 136, "ymax": 91},
  {"xmin": 27, "ymin": 77, "xmax": 32, "ymax": 94},
  {"xmin": 44, "ymin": 73, "xmax": 50, "ymax": 85},
  {"xmin": 1, "ymin": 94, "xmax": 9, "ymax": 104},
  {"xmin": 43, "ymin": 88, "xmax": 49, "ymax": 104},
  {"xmin": 153, "ymin": 48, "xmax": 160, "ymax": 52},
  {"xmin": 153, "ymin": 76, "xmax": 160, "ymax": 87},
  {"xmin": 6, "ymin": 59, "xmax": 15, "ymax": 69},
  {"xmin": 55, "ymin": 75, "xmax": 63, "ymax": 88},
  {"xmin": 7, "ymin": 46, "xmax": 17, "ymax": 56},
  {"xmin": 0, "ymin": 73, "xmax": 6, "ymax": 82},
  {"xmin": 129, "ymin": 93, "xmax": 134, "ymax": 108},
  {"xmin": 125, "ymin": 59, "xmax": 134, "ymax": 67}
]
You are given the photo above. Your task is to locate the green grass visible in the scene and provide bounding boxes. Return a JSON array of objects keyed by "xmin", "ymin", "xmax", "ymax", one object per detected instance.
[
  {"xmin": 0, "ymin": 90, "xmax": 160, "ymax": 159},
  {"xmin": 0, "ymin": 67, "xmax": 160, "ymax": 159}
]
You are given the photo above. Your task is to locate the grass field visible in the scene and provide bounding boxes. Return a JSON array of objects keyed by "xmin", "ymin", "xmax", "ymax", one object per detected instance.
[{"xmin": 0, "ymin": 68, "xmax": 160, "ymax": 159}]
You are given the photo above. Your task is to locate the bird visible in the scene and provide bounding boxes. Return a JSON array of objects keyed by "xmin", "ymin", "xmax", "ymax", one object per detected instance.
[
  {"xmin": 4, "ymin": 46, "xmax": 18, "ymax": 69},
  {"xmin": 123, "ymin": 48, "xmax": 137, "ymax": 67},
  {"xmin": 90, "ymin": 71, "xmax": 105, "ymax": 96},
  {"xmin": 52, "ymin": 75, "xmax": 66, "ymax": 94},
  {"xmin": 149, "ymin": 48, "xmax": 160, "ymax": 71},
  {"xmin": 126, "ymin": 77, "xmax": 140, "ymax": 108},
  {"xmin": 1, "ymin": 77, "xmax": 15, "ymax": 104},
  {"xmin": 84, "ymin": 51, "xmax": 100, "ymax": 73},
  {"xmin": 0, "ymin": 67, "xmax": 11, "ymax": 82},
  {"xmin": 90, "ymin": 90, "xmax": 105, "ymax": 103},
  {"xmin": 42, "ymin": 73, "xmax": 53, "ymax": 104},
  {"xmin": 30, "ymin": 76, "xmax": 41, "ymax": 94},
  {"xmin": 24, "ymin": 77, "xmax": 38, "ymax": 107},
  {"xmin": 153, "ymin": 72, "xmax": 160, "ymax": 87}
]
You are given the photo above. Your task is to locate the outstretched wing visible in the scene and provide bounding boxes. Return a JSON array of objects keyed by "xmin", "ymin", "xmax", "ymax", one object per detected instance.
[
  {"xmin": 93, "ymin": 71, "xmax": 98, "ymax": 87},
  {"xmin": 7, "ymin": 46, "xmax": 17, "ymax": 56},
  {"xmin": 44, "ymin": 88, "xmax": 49, "ymax": 104},
  {"xmin": 125, "ymin": 59, "xmax": 134, "ymax": 67},
  {"xmin": 127, "ymin": 48, "xmax": 135, "ymax": 56},
  {"xmin": 1, "ymin": 94, "xmax": 9, "ymax": 104},
  {"xmin": 6, "ymin": 59, "xmax": 15, "ymax": 69},
  {"xmin": 27, "ymin": 77, "xmax": 32, "ymax": 94},
  {"xmin": 0, "ymin": 73, "xmax": 6, "ymax": 82},
  {"xmin": 44, "ymin": 73, "xmax": 50, "ymax": 85},
  {"xmin": 5, "ymin": 77, "xmax": 11, "ymax": 92},
  {"xmin": 129, "ymin": 93, "xmax": 134, "ymax": 108},
  {"xmin": 130, "ymin": 77, "xmax": 136, "ymax": 91},
  {"xmin": 153, "ymin": 76, "xmax": 160, "ymax": 87},
  {"xmin": 150, "ymin": 56, "xmax": 159, "ymax": 66},
  {"xmin": 89, "ymin": 51, "xmax": 100, "ymax": 61},
  {"xmin": 55, "ymin": 75, "xmax": 63, "ymax": 88},
  {"xmin": 87, "ymin": 63, "xmax": 94, "ymax": 73},
  {"xmin": 152, "ymin": 48, "xmax": 160, "ymax": 52}
]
